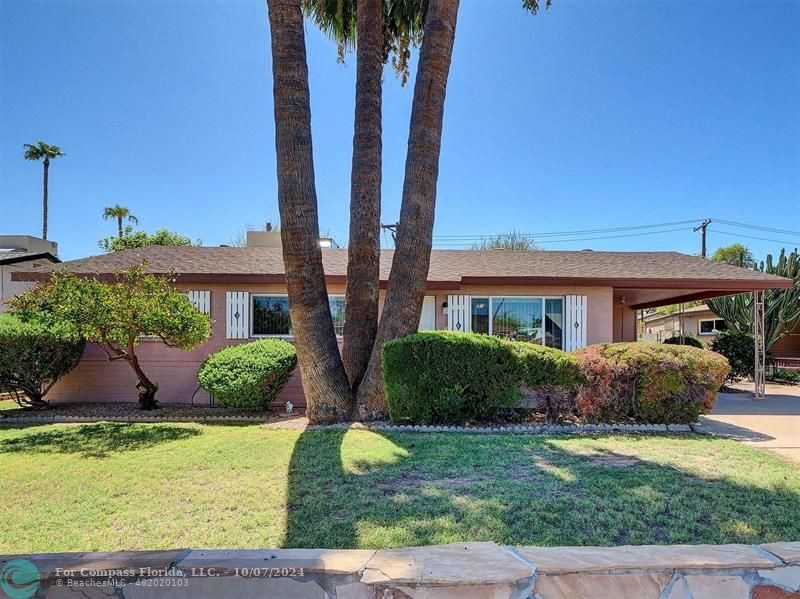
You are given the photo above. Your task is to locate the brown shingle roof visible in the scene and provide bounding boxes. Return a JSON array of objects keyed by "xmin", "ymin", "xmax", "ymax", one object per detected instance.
[{"xmin": 14, "ymin": 245, "xmax": 792, "ymax": 290}]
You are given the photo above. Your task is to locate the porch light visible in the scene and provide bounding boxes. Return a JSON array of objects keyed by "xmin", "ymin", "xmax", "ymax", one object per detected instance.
[{"xmin": 442, "ymin": 301, "xmax": 448, "ymax": 314}]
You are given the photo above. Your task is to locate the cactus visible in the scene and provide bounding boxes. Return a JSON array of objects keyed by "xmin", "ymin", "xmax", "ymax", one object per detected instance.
[{"xmin": 707, "ymin": 248, "xmax": 800, "ymax": 352}]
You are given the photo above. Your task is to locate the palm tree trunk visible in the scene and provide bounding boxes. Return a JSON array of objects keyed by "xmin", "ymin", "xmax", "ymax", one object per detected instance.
[
  {"xmin": 42, "ymin": 158, "xmax": 49, "ymax": 240},
  {"xmin": 342, "ymin": 0, "xmax": 383, "ymax": 391},
  {"xmin": 356, "ymin": 0, "xmax": 460, "ymax": 419},
  {"xmin": 267, "ymin": 0, "xmax": 353, "ymax": 423},
  {"xmin": 118, "ymin": 216, "xmax": 123, "ymax": 238}
]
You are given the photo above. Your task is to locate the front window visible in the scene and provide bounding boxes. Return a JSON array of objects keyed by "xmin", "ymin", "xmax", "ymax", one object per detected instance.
[
  {"xmin": 470, "ymin": 297, "xmax": 563, "ymax": 348},
  {"xmin": 699, "ymin": 318, "xmax": 727, "ymax": 335},
  {"xmin": 329, "ymin": 296, "xmax": 345, "ymax": 336},
  {"xmin": 252, "ymin": 296, "xmax": 292, "ymax": 336},
  {"xmin": 252, "ymin": 295, "xmax": 345, "ymax": 337}
]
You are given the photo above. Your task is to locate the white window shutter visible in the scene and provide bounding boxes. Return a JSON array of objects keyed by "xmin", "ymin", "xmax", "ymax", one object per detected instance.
[
  {"xmin": 226, "ymin": 291, "xmax": 249, "ymax": 339},
  {"xmin": 187, "ymin": 290, "xmax": 211, "ymax": 314},
  {"xmin": 565, "ymin": 294, "xmax": 588, "ymax": 351},
  {"xmin": 419, "ymin": 296, "xmax": 436, "ymax": 331},
  {"xmin": 447, "ymin": 295, "xmax": 471, "ymax": 332}
]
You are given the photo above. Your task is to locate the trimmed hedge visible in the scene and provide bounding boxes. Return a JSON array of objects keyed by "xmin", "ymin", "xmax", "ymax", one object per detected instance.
[
  {"xmin": 0, "ymin": 314, "xmax": 85, "ymax": 408},
  {"xmin": 514, "ymin": 342, "xmax": 584, "ymax": 389},
  {"xmin": 382, "ymin": 332, "xmax": 730, "ymax": 425},
  {"xmin": 382, "ymin": 331, "xmax": 522, "ymax": 424},
  {"xmin": 663, "ymin": 335, "xmax": 704, "ymax": 349},
  {"xmin": 576, "ymin": 342, "xmax": 730, "ymax": 424},
  {"xmin": 198, "ymin": 339, "xmax": 297, "ymax": 408}
]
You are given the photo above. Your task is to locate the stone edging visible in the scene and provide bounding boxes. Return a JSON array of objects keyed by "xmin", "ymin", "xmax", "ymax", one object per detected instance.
[
  {"xmin": 3, "ymin": 541, "xmax": 798, "ymax": 598},
  {"xmin": 0, "ymin": 413, "xmax": 701, "ymax": 434}
]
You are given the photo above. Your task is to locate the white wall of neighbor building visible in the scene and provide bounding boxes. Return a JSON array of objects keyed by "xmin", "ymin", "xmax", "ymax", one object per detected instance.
[{"xmin": 0, "ymin": 236, "xmax": 58, "ymax": 313}]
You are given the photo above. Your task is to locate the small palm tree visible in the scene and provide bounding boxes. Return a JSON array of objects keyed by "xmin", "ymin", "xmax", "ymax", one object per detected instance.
[
  {"xmin": 103, "ymin": 205, "xmax": 139, "ymax": 238},
  {"xmin": 23, "ymin": 141, "xmax": 64, "ymax": 240}
]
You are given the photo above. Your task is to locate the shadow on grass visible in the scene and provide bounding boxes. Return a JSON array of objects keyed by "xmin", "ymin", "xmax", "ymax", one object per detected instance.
[
  {"xmin": 283, "ymin": 429, "xmax": 800, "ymax": 549},
  {"xmin": 0, "ymin": 422, "xmax": 201, "ymax": 458}
]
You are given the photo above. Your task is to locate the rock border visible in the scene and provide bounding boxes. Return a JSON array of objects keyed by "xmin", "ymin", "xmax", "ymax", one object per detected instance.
[
  {"xmin": 3, "ymin": 541, "xmax": 798, "ymax": 599},
  {"xmin": 0, "ymin": 412, "xmax": 700, "ymax": 434}
]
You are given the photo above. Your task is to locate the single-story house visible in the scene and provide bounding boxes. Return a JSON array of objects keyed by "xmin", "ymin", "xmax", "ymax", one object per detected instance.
[
  {"xmin": 640, "ymin": 304, "xmax": 727, "ymax": 345},
  {"xmin": 0, "ymin": 235, "xmax": 60, "ymax": 314},
  {"xmin": 640, "ymin": 302, "xmax": 800, "ymax": 365},
  {"xmin": 13, "ymin": 244, "xmax": 793, "ymax": 408}
]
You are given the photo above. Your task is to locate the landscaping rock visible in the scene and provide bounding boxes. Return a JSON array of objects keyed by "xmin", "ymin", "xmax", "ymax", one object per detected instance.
[
  {"xmin": 751, "ymin": 585, "xmax": 800, "ymax": 599},
  {"xmin": 533, "ymin": 573, "xmax": 669, "ymax": 598},
  {"xmin": 360, "ymin": 542, "xmax": 533, "ymax": 587},
  {"xmin": 683, "ymin": 575, "xmax": 750, "ymax": 599},
  {"xmin": 517, "ymin": 544, "xmax": 776, "ymax": 574},
  {"xmin": 759, "ymin": 567, "xmax": 800, "ymax": 591},
  {"xmin": 763, "ymin": 543, "xmax": 800, "ymax": 565}
]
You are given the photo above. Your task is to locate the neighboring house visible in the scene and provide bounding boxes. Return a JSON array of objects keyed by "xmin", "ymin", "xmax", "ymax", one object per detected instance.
[
  {"xmin": 13, "ymin": 243, "xmax": 792, "ymax": 407},
  {"xmin": 0, "ymin": 236, "xmax": 60, "ymax": 313},
  {"xmin": 640, "ymin": 304, "xmax": 727, "ymax": 345},
  {"xmin": 640, "ymin": 302, "xmax": 800, "ymax": 365}
]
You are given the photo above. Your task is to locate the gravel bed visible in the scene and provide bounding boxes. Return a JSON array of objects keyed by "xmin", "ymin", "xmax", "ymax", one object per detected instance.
[
  {"xmin": 0, "ymin": 403, "xmax": 697, "ymax": 434},
  {"xmin": 0, "ymin": 402, "xmax": 303, "ymax": 424}
]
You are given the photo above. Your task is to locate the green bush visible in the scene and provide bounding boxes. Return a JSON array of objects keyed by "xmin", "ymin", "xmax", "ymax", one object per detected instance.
[
  {"xmin": 576, "ymin": 342, "xmax": 730, "ymax": 423},
  {"xmin": 769, "ymin": 368, "xmax": 800, "ymax": 384},
  {"xmin": 663, "ymin": 335, "xmax": 704, "ymax": 349},
  {"xmin": 0, "ymin": 314, "xmax": 85, "ymax": 408},
  {"xmin": 514, "ymin": 343, "xmax": 585, "ymax": 423},
  {"xmin": 711, "ymin": 330, "xmax": 754, "ymax": 382},
  {"xmin": 382, "ymin": 331, "xmax": 523, "ymax": 424},
  {"xmin": 514, "ymin": 342, "xmax": 584, "ymax": 389},
  {"xmin": 198, "ymin": 339, "xmax": 297, "ymax": 408}
]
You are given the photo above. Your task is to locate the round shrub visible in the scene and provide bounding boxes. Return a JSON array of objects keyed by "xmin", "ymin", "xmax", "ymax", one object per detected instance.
[
  {"xmin": 576, "ymin": 342, "xmax": 730, "ymax": 424},
  {"xmin": 198, "ymin": 339, "xmax": 297, "ymax": 408},
  {"xmin": 663, "ymin": 335, "xmax": 704, "ymax": 349},
  {"xmin": 382, "ymin": 331, "xmax": 523, "ymax": 424},
  {"xmin": 711, "ymin": 330, "xmax": 754, "ymax": 383},
  {"xmin": 0, "ymin": 314, "xmax": 85, "ymax": 408}
]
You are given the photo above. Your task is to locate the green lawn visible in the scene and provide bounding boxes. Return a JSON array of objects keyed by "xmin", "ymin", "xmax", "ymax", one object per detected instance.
[{"xmin": 0, "ymin": 422, "xmax": 798, "ymax": 553}]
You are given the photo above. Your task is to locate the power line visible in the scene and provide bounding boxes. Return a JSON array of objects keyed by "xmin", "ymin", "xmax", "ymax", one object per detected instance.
[
  {"xmin": 710, "ymin": 227, "xmax": 800, "ymax": 247},
  {"xmin": 711, "ymin": 219, "xmax": 800, "ymax": 238},
  {"xmin": 432, "ymin": 219, "xmax": 704, "ymax": 241},
  {"xmin": 432, "ymin": 226, "xmax": 694, "ymax": 247}
]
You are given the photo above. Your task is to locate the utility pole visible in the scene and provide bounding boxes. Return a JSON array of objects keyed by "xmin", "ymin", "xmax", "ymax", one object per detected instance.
[
  {"xmin": 693, "ymin": 219, "xmax": 712, "ymax": 258},
  {"xmin": 381, "ymin": 222, "xmax": 399, "ymax": 243}
]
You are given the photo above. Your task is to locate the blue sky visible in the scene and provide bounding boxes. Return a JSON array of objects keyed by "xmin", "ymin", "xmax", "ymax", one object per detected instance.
[{"xmin": 1, "ymin": 0, "xmax": 798, "ymax": 261}]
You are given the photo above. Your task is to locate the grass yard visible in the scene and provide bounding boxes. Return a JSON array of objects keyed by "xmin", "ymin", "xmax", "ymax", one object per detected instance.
[{"xmin": 0, "ymin": 422, "xmax": 798, "ymax": 553}]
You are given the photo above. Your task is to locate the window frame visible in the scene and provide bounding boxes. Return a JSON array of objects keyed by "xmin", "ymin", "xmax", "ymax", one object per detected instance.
[
  {"xmin": 250, "ymin": 293, "xmax": 346, "ymax": 339},
  {"xmin": 698, "ymin": 318, "xmax": 726, "ymax": 336},
  {"xmin": 471, "ymin": 295, "xmax": 565, "ymax": 348}
]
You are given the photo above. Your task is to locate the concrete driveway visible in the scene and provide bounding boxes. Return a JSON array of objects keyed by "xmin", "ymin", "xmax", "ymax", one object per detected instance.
[{"xmin": 699, "ymin": 383, "xmax": 800, "ymax": 463}]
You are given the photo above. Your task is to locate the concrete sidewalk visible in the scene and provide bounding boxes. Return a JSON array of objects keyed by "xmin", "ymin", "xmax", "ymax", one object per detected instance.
[{"xmin": 699, "ymin": 383, "xmax": 800, "ymax": 463}]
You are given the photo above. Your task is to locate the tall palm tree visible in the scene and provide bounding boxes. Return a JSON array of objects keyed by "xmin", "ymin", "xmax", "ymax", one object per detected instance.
[
  {"xmin": 23, "ymin": 141, "xmax": 64, "ymax": 240},
  {"xmin": 303, "ymin": 0, "xmax": 427, "ymax": 392},
  {"xmin": 355, "ymin": 0, "xmax": 461, "ymax": 417},
  {"xmin": 103, "ymin": 204, "xmax": 139, "ymax": 238},
  {"xmin": 267, "ymin": 0, "xmax": 354, "ymax": 423}
]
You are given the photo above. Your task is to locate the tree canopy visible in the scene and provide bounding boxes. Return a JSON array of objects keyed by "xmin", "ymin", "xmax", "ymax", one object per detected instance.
[
  {"xmin": 10, "ymin": 265, "xmax": 212, "ymax": 409},
  {"xmin": 469, "ymin": 229, "xmax": 540, "ymax": 251},
  {"xmin": 711, "ymin": 243, "xmax": 757, "ymax": 269},
  {"xmin": 99, "ymin": 227, "xmax": 199, "ymax": 252},
  {"xmin": 23, "ymin": 141, "xmax": 64, "ymax": 162}
]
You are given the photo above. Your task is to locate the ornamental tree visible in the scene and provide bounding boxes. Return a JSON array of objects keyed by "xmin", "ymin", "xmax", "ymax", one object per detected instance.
[
  {"xmin": 99, "ymin": 227, "xmax": 200, "ymax": 253},
  {"xmin": 10, "ymin": 265, "xmax": 212, "ymax": 409}
]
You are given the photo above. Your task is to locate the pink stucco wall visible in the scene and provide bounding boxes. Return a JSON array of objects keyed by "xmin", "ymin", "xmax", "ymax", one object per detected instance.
[{"xmin": 47, "ymin": 283, "xmax": 618, "ymax": 407}]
